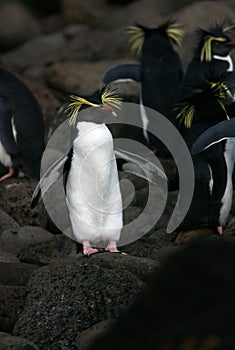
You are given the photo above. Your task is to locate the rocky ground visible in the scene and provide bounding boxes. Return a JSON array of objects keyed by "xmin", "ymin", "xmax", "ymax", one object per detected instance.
[{"xmin": 1, "ymin": 0, "xmax": 235, "ymax": 349}]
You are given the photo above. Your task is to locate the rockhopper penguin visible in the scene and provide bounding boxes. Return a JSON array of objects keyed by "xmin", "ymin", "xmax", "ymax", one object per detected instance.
[
  {"xmin": 175, "ymin": 70, "xmax": 235, "ymax": 234},
  {"xmin": 103, "ymin": 21, "xmax": 184, "ymax": 156},
  {"xmin": 0, "ymin": 68, "xmax": 44, "ymax": 181}
]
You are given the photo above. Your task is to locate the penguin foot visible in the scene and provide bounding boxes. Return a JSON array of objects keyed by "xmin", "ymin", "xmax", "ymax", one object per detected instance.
[
  {"xmin": 217, "ymin": 226, "xmax": 223, "ymax": 235},
  {"xmin": 105, "ymin": 240, "xmax": 127, "ymax": 255},
  {"xmin": 83, "ymin": 246, "xmax": 99, "ymax": 256},
  {"xmin": 0, "ymin": 167, "xmax": 15, "ymax": 183}
]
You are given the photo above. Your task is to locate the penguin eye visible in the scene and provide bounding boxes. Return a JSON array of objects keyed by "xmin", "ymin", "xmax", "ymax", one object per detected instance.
[{"xmin": 214, "ymin": 40, "xmax": 220, "ymax": 46}]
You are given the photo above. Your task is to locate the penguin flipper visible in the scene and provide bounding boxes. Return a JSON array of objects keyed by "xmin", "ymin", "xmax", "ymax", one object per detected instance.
[
  {"xmin": 103, "ymin": 64, "xmax": 141, "ymax": 84},
  {"xmin": 31, "ymin": 154, "xmax": 68, "ymax": 208},
  {"xmin": 0, "ymin": 96, "xmax": 18, "ymax": 160},
  {"xmin": 192, "ymin": 119, "xmax": 235, "ymax": 154},
  {"xmin": 114, "ymin": 148, "xmax": 167, "ymax": 185}
]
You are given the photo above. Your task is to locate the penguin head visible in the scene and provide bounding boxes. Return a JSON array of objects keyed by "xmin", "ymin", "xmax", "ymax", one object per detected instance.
[
  {"xmin": 197, "ymin": 24, "xmax": 235, "ymax": 62},
  {"xmin": 127, "ymin": 20, "xmax": 184, "ymax": 55},
  {"xmin": 175, "ymin": 70, "xmax": 235, "ymax": 128},
  {"xmin": 65, "ymin": 87, "xmax": 122, "ymax": 126}
]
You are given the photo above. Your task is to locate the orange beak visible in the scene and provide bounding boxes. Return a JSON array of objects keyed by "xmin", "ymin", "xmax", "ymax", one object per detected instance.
[{"xmin": 228, "ymin": 39, "xmax": 235, "ymax": 46}]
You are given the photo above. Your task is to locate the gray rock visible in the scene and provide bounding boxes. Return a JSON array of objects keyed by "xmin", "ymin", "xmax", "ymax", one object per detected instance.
[
  {"xmin": 0, "ymin": 226, "xmax": 54, "ymax": 255},
  {"xmin": 0, "ymin": 335, "xmax": 39, "ymax": 350},
  {"xmin": 13, "ymin": 257, "xmax": 144, "ymax": 349},
  {"xmin": 0, "ymin": 285, "xmax": 28, "ymax": 333},
  {"xmin": 0, "ymin": 210, "xmax": 19, "ymax": 235},
  {"xmin": 0, "ymin": 251, "xmax": 19, "ymax": 263},
  {"xmin": 0, "ymin": 3, "xmax": 40, "ymax": 50}
]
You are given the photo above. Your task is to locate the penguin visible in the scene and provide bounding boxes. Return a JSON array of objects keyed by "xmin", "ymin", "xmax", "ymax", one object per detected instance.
[
  {"xmin": 175, "ymin": 69, "xmax": 235, "ymax": 233},
  {"xmin": 0, "ymin": 68, "xmax": 44, "ymax": 181},
  {"xmin": 103, "ymin": 21, "xmax": 184, "ymax": 155},
  {"xmin": 192, "ymin": 118, "xmax": 235, "ymax": 154},
  {"xmin": 178, "ymin": 24, "xmax": 235, "ymax": 103},
  {"xmin": 31, "ymin": 87, "xmax": 168, "ymax": 256}
]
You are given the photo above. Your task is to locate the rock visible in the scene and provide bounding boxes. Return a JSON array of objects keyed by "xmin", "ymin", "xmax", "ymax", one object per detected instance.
[
  {"xmin": 174, "ymin": 228, "xmax": 214, "ymax": 245},
  {"xmin": 152, "ymin": 245, "xmax": 185, "ymax": 263},
  {"xmin": 18, "ymin": 234, "xmax": 75, "ymax": 266},
  {"xmin": 0, "ymin": 178, "xmax": 46, "ymax": 227},
  {"xmin": 0, "ymin": 226, "xmax": 54, "ymax": 256},
  {"xmin": 0, "ymin": 251, "xmax": 19, "ymax": 263},
  {"xmin": 0, "ymin": 210, "xmax": 19, "ymax": 234},
  {"xmin": 224, "ymin": 217, "xmax": 235, "ymax": 237},
  {"xmin": 0, "ymin": 262, "xmax": 38, "ymax": 286},
  {"xmin": 45, "ymin": 59, "xmax": 138, "ymax": 96},
  {"xmin": 2, "ymin": 32, "xmax": 67, "ymax": 72},
  {"xmin": 0, "ymin": 335, "xmax": 39, "ymax": 350},
  {"xmin": 123, "ymin": 228, "xmax": 177, "ymax": 259},
  {"xmin": 77, "ymin": 320, "xmax": 115, "ymax": 350},
  {"xmin": 13, "ymin": 257, "xmax": 144, "ymax": 349},
  {"xmin": 90, "ymin": 252, "xmax": 159, "ymax": 282},
  {"xmin": 0, "ymin": 2, "xmax": 40, "ymax": 50},
  {"xmin": 0, "ymin": 286, "xmax": 28, "ymax": 333}
]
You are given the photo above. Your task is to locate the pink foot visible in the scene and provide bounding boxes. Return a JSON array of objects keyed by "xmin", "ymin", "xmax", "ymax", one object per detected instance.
[
  {"xmin": 105, "ymin": 246, "xmax": 127, "ymax": 255},
  {"xmin": 0, "ymin": 167, "xmax": 15, "ymax": 183},
  {"xmin": 83, "ymin": 245, "xmax": 99, "ymax": 256},
  {"xmin": 217, "ymin": 226, "xmax": 223, "ymax": 235}
]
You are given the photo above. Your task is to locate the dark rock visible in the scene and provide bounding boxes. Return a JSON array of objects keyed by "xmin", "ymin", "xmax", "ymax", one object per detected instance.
[
  {"xmin": 18, "ymin": 234, "xmax": 75, "ymax": 266},
  {"xmin": 123, "ymin": 228, "xmax": 177, "ymax": 259},
  {"xmin": 0, "ymin": 226, "xmax": 54, "ymax": 256},
  {"xmin": 13, "ymin": 257, "xmax": 144, "ymax": 349},
  {"xmin": 174, "ymin": 228, "xmax": 214, "ymax": 245},
  {"xmin": 0, "ymin": 285, "xmax": 28, "ymax": 333},
  {"xmin": 0, "ymin": 178, "xmax": 46, "ymax": 228},
  {"xmin": 0, "ymin": 210, "xmax": 19, "ymax": 235},
  {"xmin": 0, "ymin": 335, "xmax": 39, "ymax": 349},
  {"xmin": 0, "ymin": 262, "xmax": 38, "ymax": 286},
  {"xmin": 90, "ymin": 252, "xmax": 159, "ymax": 282},
  {"xmin": 0, "ymin": 2, "xmax": 41, "ymax": 50},
  {"xmin": 77, "ymin": 319, "xmax": 115, "ymax": 350},
  {"xmin": 0, "ymin": 252, "xmax": 19, "ymax": 264}
]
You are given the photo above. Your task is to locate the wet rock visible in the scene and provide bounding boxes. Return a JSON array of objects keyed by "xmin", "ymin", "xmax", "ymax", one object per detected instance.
[
  {"xmin": 0, "ymin": 335, "xmax": 39, "ymax": 349},
  {"xmin": 0, "ymin": 226, "xmax": 54, "ymax": 256},
  {"xmin": 0, "ymin": 262, "xmax": 38, "ymax": 286},
  {"xmin": 0, "ymin": 285, "xmax": 28, "ymax": 333},
  {"xmin": 0, "ymin": 2, "xmax": 40, "ymax": 50},
  {"xmin": 13, "ymin": 257, "xmax": 144, "ymax": 349},
  {"xmin": 77, "ymin": 320, "xmax": 115, "ymax": 350},
  {"xmin": 0, "ymin": 178, "xmax": 46, "ymax": 227},
  {"xmin": 0, "ymin": 210, "xmax": 19, "ymax": 234}
]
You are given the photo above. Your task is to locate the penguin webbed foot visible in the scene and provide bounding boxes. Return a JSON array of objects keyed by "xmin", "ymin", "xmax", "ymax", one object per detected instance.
[
  {"xmin": 216, "ymin": 226, "xmax": 223, "ymax": 235},
  {"xmin": 105, "ymin": 241, "xmax": 127, "ymax": 255},
  {"xmin": 0, "ymin": 167, "xmax": 15, "ymax": 183},
  {"xmin": 82, "ymin": 241, "xmax": 99, "ymax": 256}
]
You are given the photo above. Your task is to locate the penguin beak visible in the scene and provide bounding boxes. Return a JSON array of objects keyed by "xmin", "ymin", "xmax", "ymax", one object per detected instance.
[
  {"xmin": 227, "ymin": 39, "xmax": 235, "ymax": 46},
  {"xmin": 100, "ymin": 104, "xmax": 117, "ymax": 116}
]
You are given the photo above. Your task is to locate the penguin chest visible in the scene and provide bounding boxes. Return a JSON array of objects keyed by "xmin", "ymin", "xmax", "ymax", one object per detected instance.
[
  {"xmin": 66, "ymin": 122, "xmax": 123, "ymax": 243},
  {"xmin": 0, "ymin": 118, "xmax": 17, "ymax": 168}
]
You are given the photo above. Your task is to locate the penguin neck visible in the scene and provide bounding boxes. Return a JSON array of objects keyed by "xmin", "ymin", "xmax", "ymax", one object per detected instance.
[
  {"xmin": 77, "ymin": 121, "xmax": 102, "ymax": 134},
  {"xmin": 213, "ymin": 54, "xmax": 233, "ymax": 71}
]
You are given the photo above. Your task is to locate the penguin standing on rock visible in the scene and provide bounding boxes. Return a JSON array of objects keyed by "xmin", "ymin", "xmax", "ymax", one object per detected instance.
[
  {"xmin": 32, "ymin": 88, "xmax": 127, "ymax": 256},
  {"xmin": 175, "ymin": 70, "xmax": 235, "ymax": 233},
  {"xmin": 103, "ymin": 21, "xmax": 184, "ymax": 155},
  {"xmin": 0, "ymin": 68, "xmax": 44, "ymax": 181}
]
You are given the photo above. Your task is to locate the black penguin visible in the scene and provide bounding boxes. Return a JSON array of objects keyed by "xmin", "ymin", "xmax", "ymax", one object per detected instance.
[
  {"xmin": 192, "ymin": 118, "xmax": 235, "ymax": 154},
  {"xmin": 103, "ymin": 21, "xmax": 184, "ymax": 156},
  {"xmin": 178, "ymin": 24, "xmax": 235, "ymax": 102},
  {"xmin": 0, "ymin": 68, "xmax": 44, "ymax": 181},
  {"xmin": 175, "ymin": 70, "xmax": 235, "ymax": 233}
]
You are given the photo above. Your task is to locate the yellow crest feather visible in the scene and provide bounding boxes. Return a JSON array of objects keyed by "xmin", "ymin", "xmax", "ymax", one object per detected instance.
[
  {"xmin": 176, "ymin": 103, "xmax": 195, "ymax": 128},
  {"xmin": 65, "ymin": 96, "xmax": 99, "ymax": 126},
  {"xmin": 166, "ymin": 22, "xmax": 184, "ymax": 46},
  {"xmin": 223, "ymin": 24, "xmax": 235, "ymax": 33},
  {"xmin": 126, "ymin": 25, "xmax": 145, "ymax": 55},
  {"xmin": 200, "ymin": 36, "xmax": 226, "ymax": 62}
]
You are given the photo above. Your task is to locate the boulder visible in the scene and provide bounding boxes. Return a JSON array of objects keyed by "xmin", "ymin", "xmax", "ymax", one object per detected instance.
[
  {"xmin": 77, "ymin": 320, "xmax": 114, "ymax": 350},
  {"xmin": 0, "ymin": 262, "xmax": 38, "ymax": 286},
  {"xmin": 0, "ymin": 335, "xmax": 39, "ymax": 350},
  {"xmin": 0, "ymin": 210, "xmax": 19, "ymax": 235}
]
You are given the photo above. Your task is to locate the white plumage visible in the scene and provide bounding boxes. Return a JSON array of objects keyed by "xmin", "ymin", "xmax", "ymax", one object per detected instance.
[{"xmin": 66, "ymin": 121, "xmax": 123, "ymax": 244}]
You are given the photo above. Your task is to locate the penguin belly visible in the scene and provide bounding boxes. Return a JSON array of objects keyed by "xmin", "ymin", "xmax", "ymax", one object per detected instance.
[
  {"xmin": 0, "ymin": 140, "xmax": 12, "ymax": 167},
  {"xmin": 66, "ymin": 122, "xmax": 123, "ymax": 243},
  {"xmin": 219, "ymin": 137, "xmax": 235, "ymax": 225}
]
